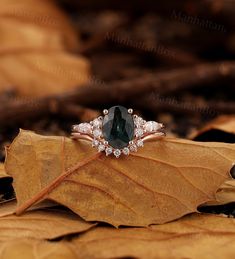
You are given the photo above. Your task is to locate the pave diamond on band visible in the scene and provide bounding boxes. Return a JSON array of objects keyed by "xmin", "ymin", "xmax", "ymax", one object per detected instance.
[{"xmin": 71, "ymin": 105, "xmax": 166, "ymax": 158}]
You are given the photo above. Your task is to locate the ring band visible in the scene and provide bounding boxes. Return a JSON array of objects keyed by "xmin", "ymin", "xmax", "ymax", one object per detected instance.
[{"xmin": 71, "ymin": 105, "xmax": 165, "ymax": 158}]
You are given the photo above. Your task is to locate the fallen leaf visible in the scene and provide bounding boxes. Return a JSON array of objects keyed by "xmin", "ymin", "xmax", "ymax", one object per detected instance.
[
  {"xmin": 0, "ymin": 239, "xmax": 76, "ymax": 259},
  {"xmin": 72, "ymin": 214, "xmax": 235, "ymax": 259},
  {"xmin": 190, "ymin": 115, "xmax": 235, "ymax": 143},
  {"xmin": 0, "ymin": 52, "xmax": 90, "ymax": 97},
  {"xmin": 0, "ymin": 199, "xmax": 60, "ymax": 217},
  {"xmin": 1, "ymin": 214, "xmax": 235, "ymax": 259},
  {"xmin": 0, "ymin": 200, "xmax": 16, "ymax": 217},
  {"xmin": 0, "ymin": 0, "xmax": 90, "ymax": 97},
  {"xmin": 0, "ymin": 0, "xmax": 80, "ymax": 52},
  {"xmin": 213, "ymin": 179, "xmax": 235, "ymax": 205},
  {"xmin": 0, "ymin": 163, "xmax": 9, "ymax": 179},
  {"xmin": 5, "ymin": 130, "xmax": 235, "ymax": 227},
  {"xmin": 0, "ymin": 202, "xmax": 95, "ymax": 240}
]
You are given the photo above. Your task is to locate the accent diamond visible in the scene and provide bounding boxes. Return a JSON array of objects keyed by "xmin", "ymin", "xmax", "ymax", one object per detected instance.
[
  {"xmin": 122, "ymin": 147, "xmax": 130, "ymax": 155},
  {"xmin": 74, "ymin": 123, "xmax": 92, "ymax": 134},
  {"xmin": 93, "ymin": 118, "xmax": 102, "ymax": 128},
  {"xmin": 113, "ymin": 149, "xmax": 121, "ymax": 158},
  {"xmin": 144, "ymin": 121, "xmax": 161, "ymax": 132},
  {"xmin": 134, "ymin": 116, "xmax": 144, "ymax": 127},
  {"xmin": 92, "ymin": 139, "xmax": 99, "ymax": 147},
  {"xmin": 105, "ymin": 147, "xmax": 113, "ymax": 156},
  {"xmin": 93, "ymin": 129, "xmax": 102, "ymax": 138},
  {"xmin": 98, "ymin": 144, "xmax": 105, "ymax": 152},
  {"xmin": 135, "ymin": 128, "xmax": 144, "ymax": 137},
  {"xmin": 129, "ymin": 144, "xmax": 137, "ymax": 152},
  {"xmin": 137, "ymin": 139, "xmax": 144, "ymax": 147}
]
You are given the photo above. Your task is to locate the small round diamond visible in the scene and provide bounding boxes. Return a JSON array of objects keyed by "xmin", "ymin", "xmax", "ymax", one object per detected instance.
[
  {"xmin": 93, "ymin": 129, "xmax": 102, "ymax": 138},
  {"xmin": 98, "ymin": 144, "xmax": 105, "ymax": 152},
  {"xmin": 137, "ymin": 139, "xmax": 144, "ymax": 147},
  {"xmin": 129, "ymin": 144, "xmax": 137, "ymax": 152},
  {"xmin": 134, "ymin": 116, "xmax": 144, "ymax": 127},
  {"xmin": 135, "ymin": 128, "xmax": 144, "ymax": 137},
  {"xmin": 92, "ymin": 139, "xmax": 99, "ymax": 147},
  {"xmin": 93, "ymin": 118, "xmax": 102, "ymax": 128},
  {"xmin": 144, "ymin": 121, "xmax": 161, "ymax": 132},
  {"xmin": 122, "ymin": 147, "xmax": 130, "ymax": 155},
  {"xmin": 105, "ymin": 147, "xmax": 113, "ymax": 156},
  {"xmin": 113, "ymin": 149, "xmax": 121, "ymax": 158}
]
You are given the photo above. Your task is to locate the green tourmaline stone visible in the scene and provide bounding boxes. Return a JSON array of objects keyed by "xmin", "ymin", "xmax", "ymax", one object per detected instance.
[{"xmin": 102, "ymin": 106, "xmax": 134, "ymax": 149}]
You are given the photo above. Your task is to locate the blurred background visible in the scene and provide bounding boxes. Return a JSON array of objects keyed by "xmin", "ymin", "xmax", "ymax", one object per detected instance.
[{"xmin": 0, "ymin": 0, "xmax": 235, "ymax": 166}]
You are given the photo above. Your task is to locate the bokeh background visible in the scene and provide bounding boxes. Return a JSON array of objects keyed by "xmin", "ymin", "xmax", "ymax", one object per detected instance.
[{"xmin": 0, "ymin": 0, "xmax": 234, "ymax": 164}]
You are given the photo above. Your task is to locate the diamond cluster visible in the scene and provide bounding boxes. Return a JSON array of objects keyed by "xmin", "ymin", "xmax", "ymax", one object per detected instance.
[{"xmin": 72, "ymin": 107, "xmax": 164, "ymax": 158}]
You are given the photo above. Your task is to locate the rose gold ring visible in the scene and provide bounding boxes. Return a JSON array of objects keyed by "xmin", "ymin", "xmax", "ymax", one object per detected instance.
[{"xmin": 71, "ymin": 105, "xmax": 166, "ymax": 158}]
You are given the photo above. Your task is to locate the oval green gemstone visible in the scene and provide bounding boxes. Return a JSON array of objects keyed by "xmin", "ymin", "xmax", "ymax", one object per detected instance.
[{"xmin": 102, "ymin": 106, "xmax": 134, "ymax": 149}]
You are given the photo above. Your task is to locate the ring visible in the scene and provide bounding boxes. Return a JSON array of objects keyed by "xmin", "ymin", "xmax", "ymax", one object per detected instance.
[{"xmin": 71, "ymin": 105, "xmax": 166, "ymax": 158}]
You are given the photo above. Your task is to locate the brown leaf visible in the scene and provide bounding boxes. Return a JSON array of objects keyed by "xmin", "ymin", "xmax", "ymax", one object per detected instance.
[
  {"xmin": 0, "ymin": 0, "xmax": 80, "ymax": 52},
  {"xmin": 0, "ymin": 202, "xmax": 95, "ymax": 240},
  {"xmin": 5, "ymin": 130, "xmax": 235, "ymax": 227},
  {"xmin": 0, "ymin": 163, "xmax": 9, "ymax": 179},
  {"xmin": 1, "ymin": 214, "xmax": 235, "ymax": 259},
  {"xmin": 72, "ymin": 214, "xmax": 235, "ymax": 259},
  {"xmin": 0, "ymin": 52, "xmax": 90, "ymax": 97},
  {"xmin": 0, "ymin": 239, "xmax": 76, "ymax": 259},
  {"xmin": 213, "ymin": 179, "xmax": 235, "ymax": 205},
  {"xmin": 0, "ymin": 199, "xmax": 61, "ymax": 217},
  {"xmin": 190, "ymin": 115, "xmax": 235, "ymax": 143},
  {"xmin": 0, "ymin": 0, "xmax": 90, "ymax": 97},
  {"xmin": 0, "ymin": 200, "xmax": 16, "ymax": 217}
]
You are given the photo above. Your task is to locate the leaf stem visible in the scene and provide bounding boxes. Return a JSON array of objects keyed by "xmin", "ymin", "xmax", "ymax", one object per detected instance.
[{"xmin": 15, "ymin": 152, "xmax": 101, "ymax": 215}]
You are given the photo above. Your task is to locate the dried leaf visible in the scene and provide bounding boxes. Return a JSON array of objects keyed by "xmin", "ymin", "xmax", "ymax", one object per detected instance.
[
  {"xmin": 0, "ymin": 202, "xmax": 95, "ymax": 240},
  {"xmin": 6, "ymin": 130, "xmax": 235, "ymax": 227},
  {"xmin": 0, "ymin": 239, "xmax": 76, "ymax": 259},
  {"xmin": 190, "ymin": 115, "xmax": 235, "ymax": 143},
  {"xmin": 72, "ymin": 214, "xmax": 235, "ymax": 259},
  {"xmin": 0, "ymin": 0, "xmax": 90, "ymax": 97},
  {"xmin": 0, "ymin": 200, "xmax": 16, "ymax": 217},
  {"xmin": 1, "ymin": 214, "xmax": 235, "ymax": 259},
  {"xmin": 0, "ymin": 199, "xmax": 60, "ymax": 217},
  {"xmin": 0, "ymin": 0, "xmax": 80, "ymax": 52},
  {"xmin": 213, "ymin": 179, "xmax": 235, "ymax": 205},
  {"xmin": 0, "ymin": 163, "xmax": 8, "ymax": 179},
  {"xmin": 0, "ymin": 52, "xmax": 90, "ymax": 97}
]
